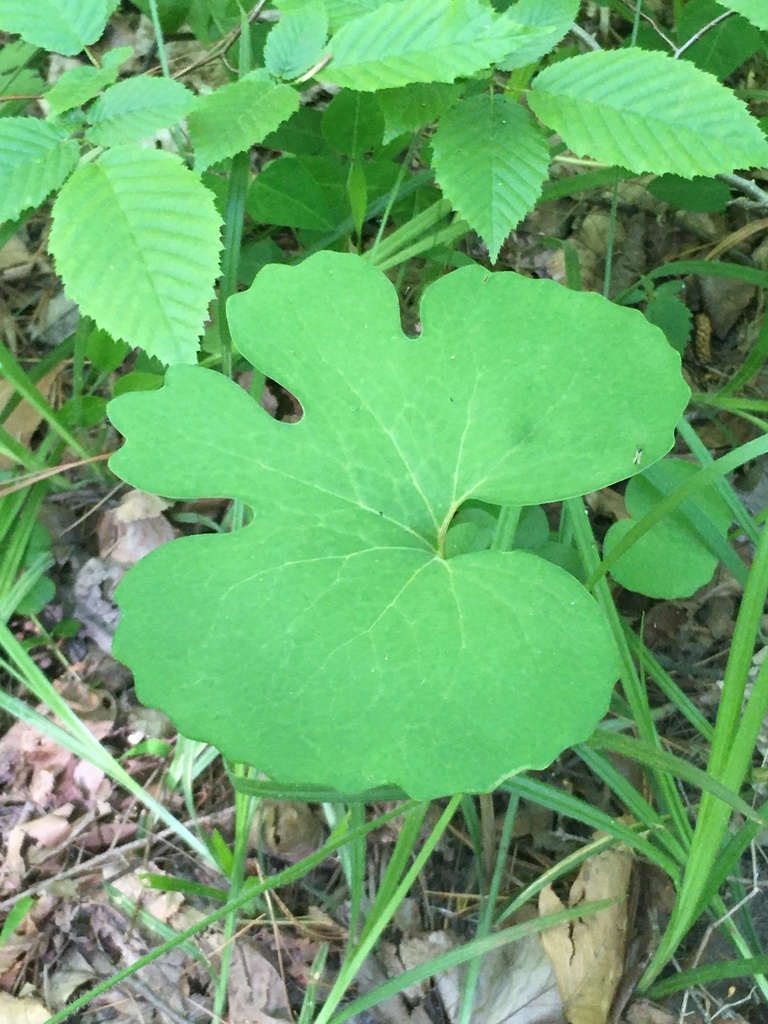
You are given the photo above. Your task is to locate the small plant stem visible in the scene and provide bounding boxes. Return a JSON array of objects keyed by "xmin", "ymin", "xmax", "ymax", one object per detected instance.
[
  {"xmin": 147, "ymin": 0, "xmax": 171, "ymax": 77},
  {"xmin": 457, "ymin": 793, "xmax": 518, "ymax": 1024},
  {"xmin": 640, "ymin": 521, "xmax": 768, "ymax": 989},
  {"xmin": 566, "ymin": 497, "xmax": 692, "ymax": 841},
  {"xmin": 369, "ymin": 131, "xmax": 424, "ymax": 259},
  {"xmin": 0, "ymin": 341, "xmax": 91, "ymax": 461},
  {"xmin": 364, "ymin": 198, "xmax": 454, "ymax": 267},
  {"xmin": 372, "ymin": 220, "xmax": 469, "ymax": 273},
  {"xmin": 219, "ymin": 150, "xmax": 251, "ymax": 381},
  {"xmin": 676, "ymin": 416, "xmax": 759, "ymax": 545},
  {"xmin": 42, "ymin": 804, "xmax": 417, "ymax": 1024},
  {"xmin": 0, "ymin": 621, "xmax": 215, "ymax": 864},
  {"xmin": 602, "ymin": 181, "xmax": 620, "ymax": 298},
  {"xmin": 570, "ymin": 21, "xmax": 601, "ymax": 51},
  {"xmin": 315, "ymin": 797, "xmax": 461, "ymax": 1024},
  {"xmin": 347, "ymin": 802, "xmax": 367, "ymax": 946},
  {"xmin": 491, "ymin": 505, "xmax": 521, "ymax": 551},
  {"xmin": 589, "ymin": 434, "xmax": 768, "ymax": 587},
  {"xmin": 213, "ymin": 765, "xmax": 260, "ymax": 1020},
  {"xmin": 720, "ymin": 307, "xmax": 768, "ymax": 395},
  {"xmin": 674, "ymin": 11, "xmax": 734, "ymax": 59}
]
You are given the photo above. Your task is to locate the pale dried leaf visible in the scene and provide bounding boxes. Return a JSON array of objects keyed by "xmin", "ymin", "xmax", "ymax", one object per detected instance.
[
  {"xmin": 539, "ymin": 847, "xmax": 633, "ymax": 1024},
  {"xmin": 0, "ymin": 235, "xmax": 33, "ymax": 276},
  {"xmin": 0, "ymin": 368, "xmax": 59, "ymax": 469},
  {"xmin": 227, "ymin": 941, "xmax": 292, "ymax": 1024},
  {"xmin": 437, "ymin": 932, "xmax": 563, "ymax": 1024},
  {"xmin": 0, "ymin": 992, "xmax": 50, "ymax": 1024},
  {"xmin": 97, "ymin": 488, "xmax": 175, "ymax": 565}
]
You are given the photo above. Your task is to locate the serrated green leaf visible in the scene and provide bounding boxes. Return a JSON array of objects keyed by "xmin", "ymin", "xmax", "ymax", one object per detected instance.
[
  {"xmin": 107, "ymin": 252, "xmax": 688, "ymax": 797},
  {"xmin": 131, "ymin": 0, "xmax": 191, "ymax": 33},
  {"xmin": 604, "ymin": 459, "xmax": 732, "ymax": 598},
  {"xmin": 528, "ymin": 49, "xmax": 768, "ymax": 177},
  {"xmin": 0, "ymin": 0, "xmax": 119, "ymax": 55},
  {"xmin": 647, "ymin": 173, "xmax": 731, "ymax": 213},
  {"xmin": 46, "ymin": 46, "xmax": 132, "ymax": 117},
  {"xmin": 0, "ymin": 41, "xmax": 44, "ymax": 117},
  {"xmin": 264, "ymin": 3, "xmax": 328, "ymax": 80},
  {"xmin": 497, "ymin": 0, "xmax": 579, "ymax": 71},
  {"xmin": 187, "ymin": 73, "xmax": 299, "ymax": 171},
  {"xmin": 248, "ymin": 155, "xmax": 346, "ymax": 229},
  {"xmin": 677, "ymin": 0, "xmax": 761, "ymax": 79},
  {"xmin": 377, "ymin": 82, "xmax": 463, "ymax": 143},
  {"xmin": 0, "ymin": 118, "xmax": 79, "ymax": 222},
  {"xmin": 721, "ymin": 0, "xmax": 768, "ymax": 30},
  {"xmin": 644, "ymin": 296, "xmax": 693, "ymax": 354},
  {"xmin": 431, "ymin": 95, "xmax": 549, "ymax": 262},
  {"xmin": 262, "ymin": 105, "xmax": 327, "ymax": 154},
  {"xmin": 49, "ymin": 147, "xmax": 222, "ymax": 366},
  {"xmin": 325, "ymin": 0, "xmax": 527, "ymax": 90},
  {"xmin": 85, "ymin": 77, "xmax": 194, "ymax": 147},
  {"xmin": 276, "ymin": 0, "xmax": 409, "ymax": 31},
  {"xmin": 322, "ymin": 90, "xmax": 383, "ymax": 156}
]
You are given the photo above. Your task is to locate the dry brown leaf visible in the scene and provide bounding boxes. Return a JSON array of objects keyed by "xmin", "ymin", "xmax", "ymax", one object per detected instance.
[
  {"xmin": 96, "ymin": 488, "xmax": 175, "ymax": 565},
  {"xmin": 0, "ymin": 369, "xmax": 59, "ymax": 470},
  {"xmin": 375, "ymin": 930, "xmax": 562, "ymax": 1024},
  {"xmin": 0, "ymin": 991, "xmax": 50, "ymax": 1024},
  {"xmin": 539, "ymin": 846, "xmax": 633, "ymax": 1024},
  {"xmin": 226, "ymin": 941, "xmax": 292, "ymax": 1024},
  {"xmin": 0, "ymin": 236, "xmax": 33, "ymax": 277}
]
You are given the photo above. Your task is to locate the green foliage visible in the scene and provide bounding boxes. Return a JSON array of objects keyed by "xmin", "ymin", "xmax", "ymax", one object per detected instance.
[
  {"xmin": 247, "ymin": 156, "xmax": 346, "ymax": 230},
  {"xmin": 107, "ymin": 253, "xmax": 688, "ymax": 797},
  {"xmin": 6, "ymin": 1, "xmax": 768, "ymax": 1005},
  {"xmin": 45, "ymin": 45, "xmax": 132, "ymax": 117},
  {"xmin": 495, "ymin": 0, "xmax": 579, "ymax": 70},
  {"xmin": 187, "ymin": 74, "xmax": 299, "ymax": 171},
  {"xmin": 322, "ymin": 90, "xmax": 384, "ymax": 156},
  {"xmin": 431, "ymin": 94, "xmax": 548, "ymax": 262},
  {"xmin": 720, "ymin": 0, "xmax": 768, "ymax": 30},
  {"xmin": 0, "ymin": 0, "xmax": 118, "ymax": 55},
  {"xmin": 528, "ymin": 49, "xmax": 768, "ymax": 177},
  {"xmin": 0, "ymin": 118, "xmax": 79, "ymax": 222},
  {"xmin": 677, "ymin": 0, "xmax": 762, "ymax": 79},
  {"xmin": 604, "ymin": 459, "xmax": 733, "ymax": 599},
  {"xmin": 49, "ymin": 147, "xmax": 222, "ymax": 365},
  {"xmin": 325, "ymin": 0, "xmax": 525, "ymax": 90},
  {"xmin": 643, "ymin": 295, "xmax": 693, "ymax": 354},
  {"xmin": 264, "ymin": 2, "xmax": 328, "ymax": 80},
  {"xmin": 130, "ymin": 0, "xmax": 192, "ymax": 33},
  {"xmin": 85, "ymin": 77, "xmax": 195, "ymax": 147},
  {"xmin": 647, "ymin": 174, "xmax": 731, "ymax": 213},
  {"xmin": 376, "ymin": 82, "xmax": 463, "ymax": 142}
]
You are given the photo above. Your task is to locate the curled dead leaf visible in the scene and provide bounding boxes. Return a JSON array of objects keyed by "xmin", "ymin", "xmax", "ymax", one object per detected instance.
[{"xmin": 539, "ymin": 845, "xmax": 633, "ymax": 1024}]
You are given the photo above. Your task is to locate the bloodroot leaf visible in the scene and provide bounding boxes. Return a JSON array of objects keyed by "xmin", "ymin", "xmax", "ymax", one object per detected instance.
[{"xmin": 108, "ymin": 253, "xmax": 689, "ymax": 798}]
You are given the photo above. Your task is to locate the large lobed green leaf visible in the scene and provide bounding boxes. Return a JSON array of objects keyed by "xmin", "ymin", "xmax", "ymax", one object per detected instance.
[
  {"xmin": 528, "ymin": 48, "xmax": 768, "ymax": 177},
  {"xmin": 432, "ymin": 95, "xmax": 549, "ymax": 262},
  {"xmin": 108, "ymin": 253, "xmax": 689, "ymax": 798},
  {"xmin": 0, "ymin": 118, "xmax": 79, "ymax": 222},
  {"xmin": 0, "ymin": 0, "xmax": 118, "ymax": 55},
  {"xmin": 49, "ymin": 147, "xmax": 222, "ymax": 365},
  {"xmin": 187, "ymin": 74, "xmax": 299, "ymax": 171}
]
